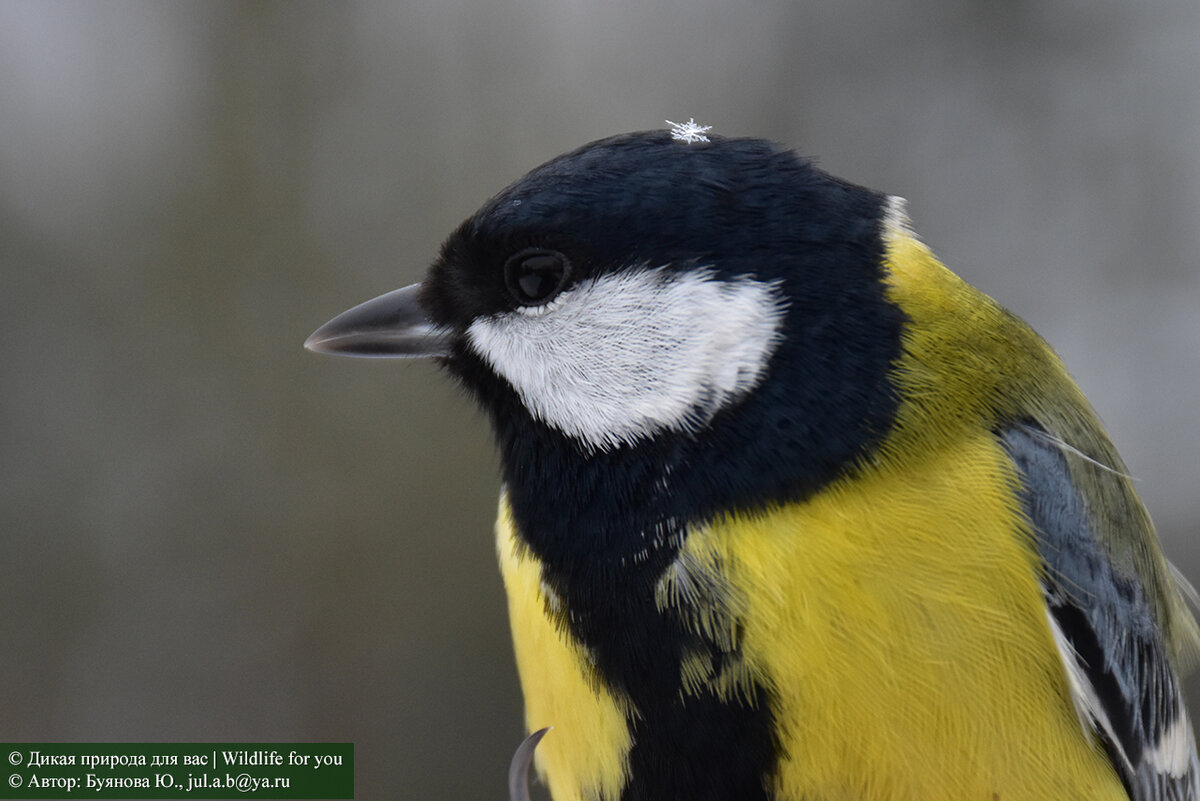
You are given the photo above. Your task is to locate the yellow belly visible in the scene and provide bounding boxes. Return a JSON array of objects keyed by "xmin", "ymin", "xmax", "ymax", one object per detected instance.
[
  {"xmin": 496, "ymin": 428, "xmax": 1128, "ymax": 800},
  {"xmin": 497, "ymin": 496, "xmax": 632, "ymax": 801}
]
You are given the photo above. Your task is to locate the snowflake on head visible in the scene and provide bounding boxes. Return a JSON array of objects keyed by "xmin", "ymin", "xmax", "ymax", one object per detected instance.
[{"xmin": 666, "ymin": 118, "xmax": 713, "ymax": 144}]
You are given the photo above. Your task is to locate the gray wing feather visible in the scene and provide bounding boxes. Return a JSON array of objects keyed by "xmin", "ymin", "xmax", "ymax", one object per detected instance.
[{"xmin": 1002, "ymin": 422, "xmax": 1199, "ymax": 800}]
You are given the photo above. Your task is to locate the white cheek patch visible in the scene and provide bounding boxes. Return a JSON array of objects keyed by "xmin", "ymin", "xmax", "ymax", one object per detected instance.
[{"xmin": 467, "ymin": 267, "xmax": 785, "ymax": 451}]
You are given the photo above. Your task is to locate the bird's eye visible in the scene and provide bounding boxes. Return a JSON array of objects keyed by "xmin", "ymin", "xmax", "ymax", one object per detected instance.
[{"xmin": 504, "ymin": 250, "xmax": 570, "ymax": 306}]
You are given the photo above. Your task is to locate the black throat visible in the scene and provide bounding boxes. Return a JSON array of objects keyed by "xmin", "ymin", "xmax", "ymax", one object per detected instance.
[
  {"xmin": 426, "ymin": 138, "xmax": 906, "ymax": 798},
  {"xmin": 447, "ymin": 248, "xmax": 903, "ymax": 800}
]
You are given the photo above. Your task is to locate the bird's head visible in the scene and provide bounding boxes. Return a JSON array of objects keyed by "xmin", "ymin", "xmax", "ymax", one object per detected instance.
[{"xmin": 307, "ymin": 130, "xmax": 905, "ymax": 515}]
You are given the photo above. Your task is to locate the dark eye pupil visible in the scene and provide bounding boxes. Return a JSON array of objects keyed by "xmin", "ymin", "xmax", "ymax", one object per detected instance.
[
  {"xmin": 518, "ymin": 256, "xmax": 561, "ymax": 298},
  {"xmin": 505, "ymin": 251, "xmax": 568, "ymax": 305}
]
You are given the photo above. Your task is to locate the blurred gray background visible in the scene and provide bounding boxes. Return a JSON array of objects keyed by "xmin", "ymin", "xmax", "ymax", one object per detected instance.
[{"xmin": 2, "ymin": 1, "xmax": 1199, "ymax": 798}]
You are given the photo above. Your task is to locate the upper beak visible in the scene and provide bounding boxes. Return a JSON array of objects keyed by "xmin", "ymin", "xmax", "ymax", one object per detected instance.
[{"xmin": 304, "ymin": 283, "xmax": 453, "ymax": 358}]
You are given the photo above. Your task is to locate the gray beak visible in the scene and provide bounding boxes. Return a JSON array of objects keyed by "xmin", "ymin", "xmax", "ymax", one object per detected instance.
[{"xmin": 304, "ymin": 283, "xmax": 453, "ymax": 358}]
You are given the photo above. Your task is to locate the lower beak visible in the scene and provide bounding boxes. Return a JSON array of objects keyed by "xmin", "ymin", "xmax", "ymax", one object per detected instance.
[{"xmin": 304, "ymin": 283, "xmax": 453, "ymax": 358}]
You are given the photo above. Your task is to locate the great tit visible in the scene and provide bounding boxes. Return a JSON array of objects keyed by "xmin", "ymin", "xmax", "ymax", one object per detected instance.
[{"xmin": 306, "ymin": 125, "xmax": 1200, "ymax": 801}]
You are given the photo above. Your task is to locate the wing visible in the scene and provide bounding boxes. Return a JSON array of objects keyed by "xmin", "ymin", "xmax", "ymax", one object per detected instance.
[{"xmin": 1001, "ymin": 422, "xmax": 1199, "ymax": 800}]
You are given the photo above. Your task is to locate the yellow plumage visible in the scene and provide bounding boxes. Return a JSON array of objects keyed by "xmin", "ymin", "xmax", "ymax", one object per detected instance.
[
  {"xmin": 498, "ymin": 498, "xmax": 633, "ymax": 801},
  {"xmin": 496, "ymin": 218, "xmax": 1194, "ymax": 800}
]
